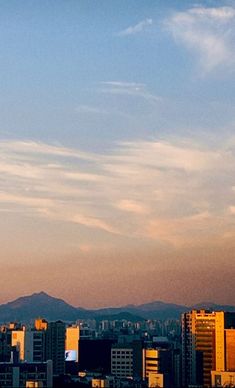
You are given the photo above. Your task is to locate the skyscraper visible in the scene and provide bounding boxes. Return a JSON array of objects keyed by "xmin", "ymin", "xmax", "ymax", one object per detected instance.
[
  {"xmin": 182, "ymin": 310, "xmax": 235, "ymax": 388},
  {"xmin": 45, "ymin": 321, "xmax": 65, "ymax": 376}
]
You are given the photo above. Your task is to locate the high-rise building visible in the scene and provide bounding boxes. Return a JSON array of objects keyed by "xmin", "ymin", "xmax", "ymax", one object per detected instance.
[
  {"xmin": 45, "ymin": 321, "xmax": 65, "ymax": 376},
  {"xmin": 182, "ymin": 310, "xmax": 235, "ymax": 388},
  {"xmin": 25, "ymin": 330, "xmax": 46, "ymax": 363}
]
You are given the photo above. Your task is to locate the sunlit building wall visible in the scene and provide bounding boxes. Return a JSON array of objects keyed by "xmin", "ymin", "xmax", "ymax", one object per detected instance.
[
  {"xmin": 65, "ymin": 326, "xmax": 79, "ymax": 362},
  {"xmin": 182, "ymin": 311, "xmax": 235, "ymax": 388},
  {"xmin": 35, "ymin": 319, "xmax": 48, "ymax": 331},
  {"xmin": 11, "ymin": 330, "xmax": 25, "ymax": 361},
  {"xmin": 225, "ymin": 329, "xmax": 235, "ymax": 371}
]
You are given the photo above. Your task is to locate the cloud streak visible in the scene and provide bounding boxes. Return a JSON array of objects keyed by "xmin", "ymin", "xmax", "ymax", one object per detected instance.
[
  {"xmin": 100, "ymin": 81, "xmax": 161, "ymax": 104},
  {"xmin": 0, "ymin": 137, "xmax": 235, "ymax": 246},
  {"xmin": 118, "ymin": 18, "xmax": 153, "ymax": 37}
]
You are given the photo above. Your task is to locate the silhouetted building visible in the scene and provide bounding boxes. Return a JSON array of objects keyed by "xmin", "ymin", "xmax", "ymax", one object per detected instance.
[
  {"xmin": 111, "ymin": 340, "xmax": 142, "ymax": 379},
  {"xmin": 79, "ymin": 339, "xmax": 117, "ymax": 374},
  {"xmin": 45, "ymin": 321, "xmax": 65, "ymax": 376},
  {"xmin": 0, "ymin": 360, "xmax": 53, "ymax": 387}
]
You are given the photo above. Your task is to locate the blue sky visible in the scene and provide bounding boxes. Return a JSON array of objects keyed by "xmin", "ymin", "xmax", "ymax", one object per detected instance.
[{"xmin": 0, "ymin": 0, "xmax": 235, "ymax": 307}]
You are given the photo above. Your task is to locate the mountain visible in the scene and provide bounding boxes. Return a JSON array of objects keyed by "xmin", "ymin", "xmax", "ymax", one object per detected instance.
[
  {"xmin": 94, "ymin": 301, "xmax": 187, "ymax": 320},
  {"xmin": 0, "ymin": 292, "xmax": 235, "ymax": 323},
  {"xmin": 0, "ymin": 291, "xmax": 90, "ymax": 322}
]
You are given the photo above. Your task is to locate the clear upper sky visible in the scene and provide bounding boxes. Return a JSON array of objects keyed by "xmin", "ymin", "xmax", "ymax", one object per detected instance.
[{"xmin": 0, "ymin": 0, "xmax": 235, "ymax": 307}]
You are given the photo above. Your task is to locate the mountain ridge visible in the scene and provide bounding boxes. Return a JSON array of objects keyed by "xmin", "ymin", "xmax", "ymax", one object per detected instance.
[{"xmin": 0, "ymin": 292, "xmax": 234, "ymax": 323}]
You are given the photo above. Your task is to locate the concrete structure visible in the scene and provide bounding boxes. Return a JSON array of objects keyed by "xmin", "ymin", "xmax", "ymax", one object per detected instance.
[
  {"xmin": 182, "ymin": 310, "xmax": 235, "ymax": 388},
  {"xmin": 0, "ymin": 360, "xmax": 52, "ymax": 388},
  {"xmin": 143, "ymin": 348, "xmax": 172, "ymax": 388},
  {"xmin": 11, "ymin": 329, "xmax": 25, "ymax": 361},
  {"xmin": 111, "ymin": 346, "xmax": 133, "ymax": 378},
  {"xmin": 25, "ymin": 330, "xmax": 46, "ymax": 363},
  {"xmin": 45, "ymin": 320, "xmax": 65, "ymax": 375},
  {"xmin": 225, "ymin": 329, "xmax": 235, "ymax": 372},
  {"xmin": 111, "ymin": 340, "xmax": 142, "ymax": 379},
  {"xmin": 148, "ymin": 372, "xmax": 164, "ymax": 388},
  {"xmin": 211, "ymin": 370, "xmax": 235, "ymax": 387}
]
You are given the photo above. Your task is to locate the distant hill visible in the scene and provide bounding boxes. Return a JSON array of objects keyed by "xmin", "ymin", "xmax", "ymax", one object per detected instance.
[
  {"xmin": 0, "ymin": 292, "xmax": 235, "ymax": 323},
  {"xmin": 94, "ymin": 301, "xmax": 187, "ymax": 320},
  {"xmin": 0, "ymin": 292, "xmax": 90, "ymax": 322}
]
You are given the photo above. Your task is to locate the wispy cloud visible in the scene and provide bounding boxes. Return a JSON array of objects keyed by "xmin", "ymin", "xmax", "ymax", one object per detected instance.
[
  {"xmin": 75, "ymin": 105, "xmax": 108, "ymax": 115},
  {"xmin": 0, "ymin": 137, "xmax": 235, "ymax": 247},
  {"xmin": 116, "ymin": 200, "xmax": 149, "ymax": 215},
  {"xmin": 165, "ymin": 6, "xmax": 235, "ymax": 73},
  {"xmin": 118, "ymin": 18, "xmax": 153, "ymax": 37},
  {"xmin": 100, "ymin": 81, "xmax": 161, "ymax": 104}
]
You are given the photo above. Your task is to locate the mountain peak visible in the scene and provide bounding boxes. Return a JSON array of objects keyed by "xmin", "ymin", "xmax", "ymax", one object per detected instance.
[{"xmin": 31, "ymin": 291, "xmax": 52, "ymax": 299}]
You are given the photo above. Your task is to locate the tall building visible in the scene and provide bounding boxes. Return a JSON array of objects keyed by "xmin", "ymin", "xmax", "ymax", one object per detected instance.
[
  {"xmin": 24, "ymin": 330, "xmax": 46, "ymax": 363},
  {"xmin": 182, "ymin": 310, "xmax": 235, "ymax": 388},
  {"xmin": 46, "ymin": 321, "xmax": 65, "ymax": 376}
]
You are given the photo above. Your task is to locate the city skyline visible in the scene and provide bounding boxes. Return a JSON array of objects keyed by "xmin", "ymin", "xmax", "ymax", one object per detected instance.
[{"xmin": 0, "ymin": 0, "xmax": 235, "ymax": 308}]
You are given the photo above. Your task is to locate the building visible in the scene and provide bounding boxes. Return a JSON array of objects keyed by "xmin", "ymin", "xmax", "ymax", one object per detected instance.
[
  {"xmin": 45, "ymin": 321, "xmax": 65, "ymax": 376},
  {"xmin": 35, "ymin": 319, "xmax": 48, "ymax": 331},
  {"xmin": 25, "ymin": 330, "xmax": 46, "ymax": 363},
  {"xmin": 11, "ymin": 329, "xmax": 25, "ymax": 361},
  {"xmin": 182, "ymin": 310, "xmax": 235, "ymax": 388},
  {"xmin": 0, "ymin": 360, "xmax": 53, "ymax": 388},
  {"xmin": 211, "ymin": 370, "xmax": 235, "ymax": 387},
  {"xmin": 111, "ymin": 346, "xmax": 133, "ymax": 378},
  {"xmin": 225, "ymin": 329, "xmax": 235, "ymax": 372},
  {"xmin": 65, "ymin": 325, "xmax": 80, "ymax": 362},
  {"xmin": 79, "ymin": 339, "xmax": 116, "ymax": 374},
  {"xmin": 111, "ymin": 339, "xmax": 142, "ymax": 379},
  {"xmin": 142, "ymin": 348, "xmax": 173, "ymax": 388},
  {"xmin": 148, "ymin": 372, "xmax": 164, "ymax": 388}
]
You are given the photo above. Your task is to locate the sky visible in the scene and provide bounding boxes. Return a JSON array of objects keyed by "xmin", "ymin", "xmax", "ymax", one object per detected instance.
[{"xmin": 0, "ymin": 0, "xmax": 235, "ymax": 308}]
